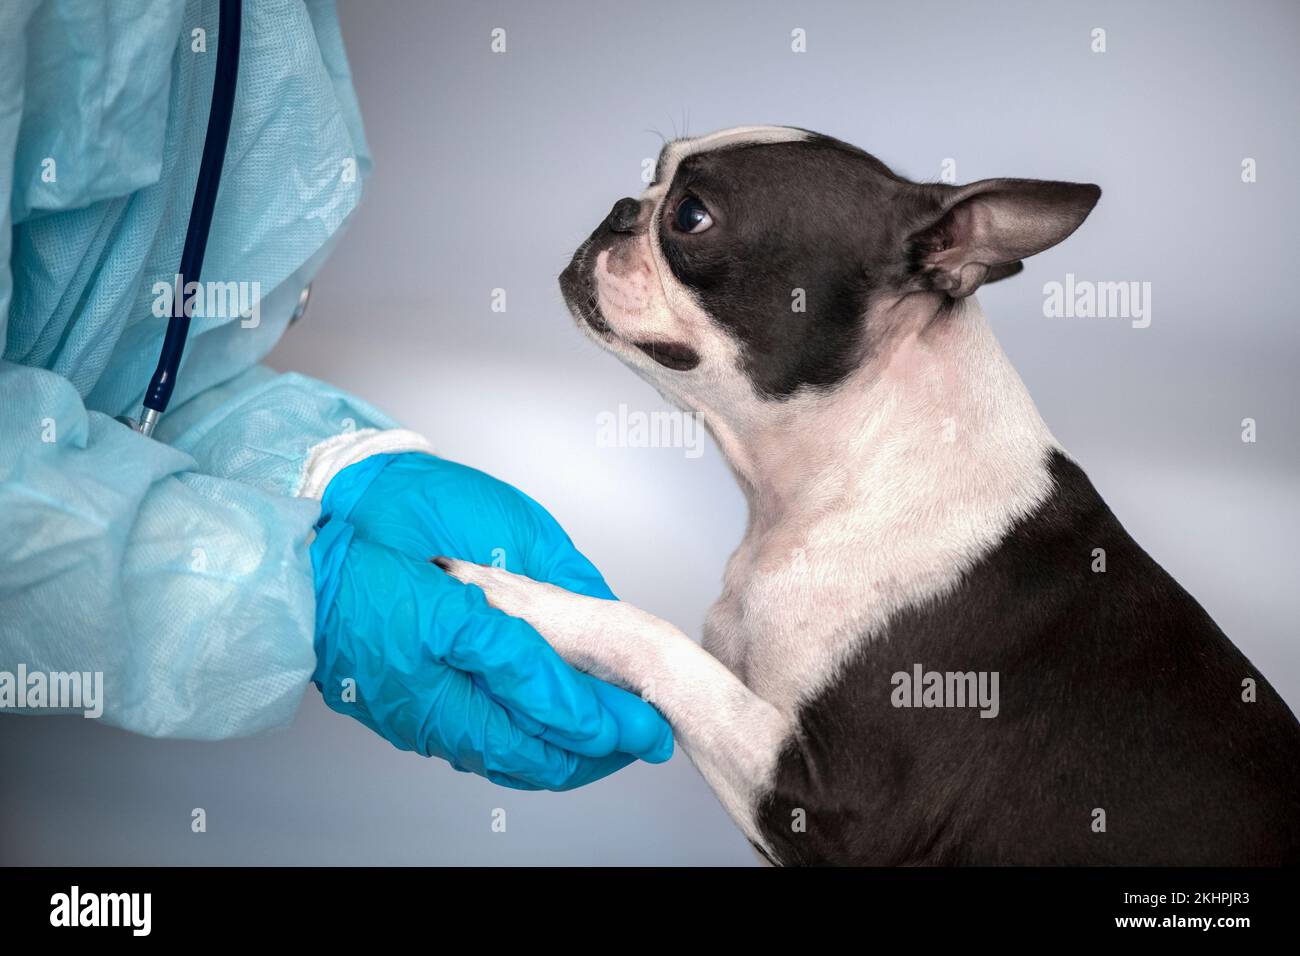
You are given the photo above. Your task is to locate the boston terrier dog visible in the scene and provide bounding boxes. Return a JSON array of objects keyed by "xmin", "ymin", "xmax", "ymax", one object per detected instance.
[{"xmin": 439, "ymin": 126, "xmax": 1300, "ymax": 865}]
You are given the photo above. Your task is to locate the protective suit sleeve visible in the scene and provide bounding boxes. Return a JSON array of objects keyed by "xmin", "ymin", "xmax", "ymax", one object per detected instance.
[{"xmin": 0, "ymin": 358, "xmax": 431, "ymax": 739}]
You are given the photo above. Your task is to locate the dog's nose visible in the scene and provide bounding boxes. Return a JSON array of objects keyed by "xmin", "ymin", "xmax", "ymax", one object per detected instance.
[{"xmin": 605, "ymin": 197, "xmax": 641, "ymax": 233}]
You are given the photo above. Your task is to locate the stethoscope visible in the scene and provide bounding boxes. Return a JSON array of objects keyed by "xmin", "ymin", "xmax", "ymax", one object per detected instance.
[{"xmin": 122, "ymin": 0, "xmax": 310, "ymax": 438}]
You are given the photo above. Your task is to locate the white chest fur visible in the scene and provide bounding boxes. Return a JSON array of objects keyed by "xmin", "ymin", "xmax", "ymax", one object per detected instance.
[{"xmin": 700, "ymin": 300, "xmax": 1059, "ymax": 717}]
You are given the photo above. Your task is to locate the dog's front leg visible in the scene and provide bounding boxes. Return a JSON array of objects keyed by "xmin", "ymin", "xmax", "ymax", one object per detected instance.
[{"xmin": 435, "ymin": 558, "xmax": 790, "ymax": 849}]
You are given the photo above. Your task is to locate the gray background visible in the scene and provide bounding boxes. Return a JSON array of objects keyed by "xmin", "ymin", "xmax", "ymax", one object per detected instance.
[{"xmin": 3, "ymin": 0, "xmax": 1298, "ymax": 865}]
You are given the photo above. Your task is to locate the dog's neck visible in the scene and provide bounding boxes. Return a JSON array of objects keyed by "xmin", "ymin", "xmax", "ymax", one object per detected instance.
[{"xmin": 702, "ymin": 296, "xmax": 1059, "ymax": 558}]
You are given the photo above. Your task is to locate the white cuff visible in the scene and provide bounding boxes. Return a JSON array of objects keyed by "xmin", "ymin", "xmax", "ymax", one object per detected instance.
[{"xmin": 295, "ymin": 427, "xmax": 436, "ymax": 500}]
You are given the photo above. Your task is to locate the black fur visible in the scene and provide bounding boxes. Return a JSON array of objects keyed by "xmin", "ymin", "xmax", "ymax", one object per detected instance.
[
  {"xmin": 656, "ymin": 135, "xmax": 930, "ymax": 397},
  {"xmin": 755, "ymin": 451, "xmax": 1300, "ymax": 865}
]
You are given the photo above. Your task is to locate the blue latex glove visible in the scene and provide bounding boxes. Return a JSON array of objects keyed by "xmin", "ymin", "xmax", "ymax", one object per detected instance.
[{"xmin": 310, "ymin": 453, "xmax": 673, "ymax": 790}]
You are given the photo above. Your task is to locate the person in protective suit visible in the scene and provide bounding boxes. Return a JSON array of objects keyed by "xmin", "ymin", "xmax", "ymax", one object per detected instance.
[{"xmin": 0, "ymin": 0, "xmax": 672, "ymax": 790}]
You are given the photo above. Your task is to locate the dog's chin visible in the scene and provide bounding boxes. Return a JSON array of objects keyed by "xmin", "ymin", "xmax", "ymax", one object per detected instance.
[
  {"xmin": 560, "ymin": 260, "xmax": 700, "ymax": 372},
  {"xmin": 570, "ymin": 307, "xmax": 700, "ymax": 373},
  {"xmin": 559, "ymin": 255, "xmax": 609, "ymax": 337},
  {"xmin": 566, "ymin": 301, "xmax": 701, "ymax": 373}
]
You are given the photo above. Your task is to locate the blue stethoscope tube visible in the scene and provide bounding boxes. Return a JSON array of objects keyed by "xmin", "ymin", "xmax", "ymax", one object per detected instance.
[{"xmin": 132, "ymin": 0, "xmax": 242, "ymax": 437}]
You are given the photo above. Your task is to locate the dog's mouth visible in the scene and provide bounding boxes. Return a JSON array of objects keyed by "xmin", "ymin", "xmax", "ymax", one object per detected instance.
[
  {"xmin": 559, "ymin": 243, "xmax": 700, "ymax": 371},
  {"xmin": 631, "ymin": 340, "xmax": 700, "ymax": 371},
  {"xmin": 559, "ymin": 244, "xmax": 611, "ymax": 336}
]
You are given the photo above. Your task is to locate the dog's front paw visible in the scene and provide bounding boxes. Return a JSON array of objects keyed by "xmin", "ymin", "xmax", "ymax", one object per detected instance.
[
  {"xmin": 432, "ymin": 557, "xmax": 542, "ymax": 621},
  {"xmin": 431, "ymin": 557, "xmax": 634, "ymax": 683}
]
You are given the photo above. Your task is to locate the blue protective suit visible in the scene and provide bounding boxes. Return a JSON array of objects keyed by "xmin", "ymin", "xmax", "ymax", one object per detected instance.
[{"xmin": 0, "ymin": 0, "xmax": 410, "ymax": 738}]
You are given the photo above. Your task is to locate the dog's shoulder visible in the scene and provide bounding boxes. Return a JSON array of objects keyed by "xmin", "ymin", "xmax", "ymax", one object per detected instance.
[{"xmin": 754, "ymin": 450, "xmax": 1300, "ymax": 865}]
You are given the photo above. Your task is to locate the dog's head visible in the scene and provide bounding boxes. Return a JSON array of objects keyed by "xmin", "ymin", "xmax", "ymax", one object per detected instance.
[{"xmin": 560, "ymin": 126, "xmax": 1098, "ymax": 412}]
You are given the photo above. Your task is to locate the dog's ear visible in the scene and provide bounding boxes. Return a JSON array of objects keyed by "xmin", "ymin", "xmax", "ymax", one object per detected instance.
[{"xmin": 905, "ymin": 179, "xmax": 1100, "ymax": 298}]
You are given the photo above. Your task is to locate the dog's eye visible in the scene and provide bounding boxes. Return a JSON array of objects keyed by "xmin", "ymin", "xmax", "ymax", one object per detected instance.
[{"xmin": 673, "ymin": 195, "xmax": 713, "ymax": 234}]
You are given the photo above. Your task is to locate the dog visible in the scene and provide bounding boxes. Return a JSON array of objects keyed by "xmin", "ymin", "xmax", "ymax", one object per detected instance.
[{"xmin": 439, "ymin": 126, "xmax": 1300, "ymax": 865}]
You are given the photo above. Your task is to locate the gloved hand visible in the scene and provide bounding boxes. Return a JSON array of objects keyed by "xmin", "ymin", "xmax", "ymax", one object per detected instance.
[{"xmin": 310, "ymin": 452, "xmax": 673, "ymax": 790}]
